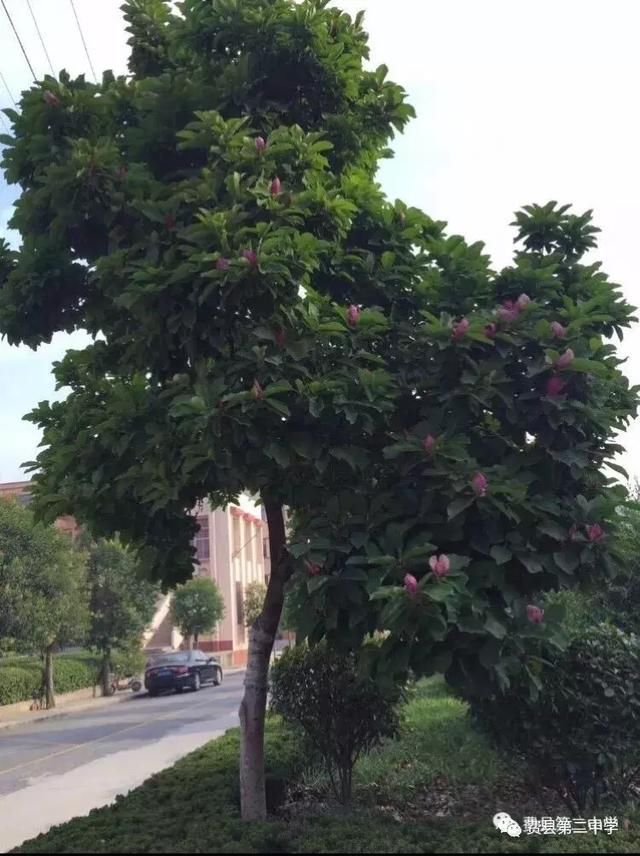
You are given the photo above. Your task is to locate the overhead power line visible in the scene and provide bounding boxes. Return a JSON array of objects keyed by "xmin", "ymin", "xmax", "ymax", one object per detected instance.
[
  {"xmin": 0, "ymin": 68, "xmax": 16, "ymax": 106},
  {"xmin": 69, "ymin": 0, "xmax": 97, "ymax": 83},
  {"xmin": 26, "ymin": 0, "xmax": 55, "ymax": 77},
  {"xmin": 1, "ymin": 0, "xmax": 37, "ymax": 80}
]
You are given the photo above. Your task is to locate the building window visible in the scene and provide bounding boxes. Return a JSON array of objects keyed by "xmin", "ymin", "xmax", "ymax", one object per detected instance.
[
  {"xmin": 232, "ymin": 516, "xmax": 242, "ymax": 555},
  {"xmin": 263, "ymin": 537, "xmax": 270, "ymax": 560},
  {"xmin": 194, "ymin": 515, "xmax": 210, "ymax": 560}
]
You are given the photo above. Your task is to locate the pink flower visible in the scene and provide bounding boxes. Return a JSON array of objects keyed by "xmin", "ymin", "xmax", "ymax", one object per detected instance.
[
  {"xmin": 429, "ymin": 554, "xmax": 450, "ymax": 579},
  {"xmin": 255, "ymin": 136, "xmax": 267, "ymax": 153},
  {"xmin": 306, "ymin": 561, "xmax": 321, "ymax": 576},
  {"xmin": 251, "ymin": 380, "xmax": 264, "ymax": 400},
  {"xmin": 587, "ymin": 523, "xmax": 605, "ymax": 543},
  {"xmin": 471, "ymin": 472, "xmax": 488, "ymax": 497},
  {"xmin": 43, "ymin": 90, "xmax": 60, "ymax": 107},
  {"xmin": 404, "ymin": 573, "xmax": 418, "ymax": 595},
  {"xmin": 242, "ymin": 249, "xmax": 258, "ymax": 267},
  {"xmin": 546, "ymin": 376, "xmax": 566, "ymax": 397},
  {"xmin": 452, "ymin": 318, "xmax": 470, "ymax": 340},
  {"xmin": 555, "ymin": 348, "xmax": 575, "ymax": 370},
  {"xmin": 216, "ymin": 257, "xmax": 230, "ymax": 271},
  {"xmin": 526, "ymin": 604, "xmax": 544, "ymax": 625},
  {"xmin": 517, "ymin": 293, "xmax": 531, "ymax": 309},
  {"xmin": 270, "ymin": 177, "xmax": 282, "ymax": 196},
  {"xmin": 484, "ymin": 323, "xmax": 497, "ymax": 338},
  {"xmin": 346, "ymin": 305, "xmax": 360, "ymax": 328},
  {"xmin": 423, "ymin": 434, "xmax": 436, "ymax": 454},
  {"xmin": 568, "ymin": 524, "xmax": 580, "ymax": 541},
  {"xmin": 497, "ymin": 299, "xmax": 521, "ymax": 323},
  {"xmin": 275, "ymin": 328, "xmax": 286, "ymax": 347},
  {"xmin": 164, "ymin": 214, "xmax": 175, "ymax": 230},
  {"xmin": 550, "ymin": 321, "xmax": 567, "ymax": 338}
]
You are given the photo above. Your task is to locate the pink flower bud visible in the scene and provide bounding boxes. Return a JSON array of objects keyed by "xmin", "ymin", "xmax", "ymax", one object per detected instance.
[
  {"xmin": 555, "ymin": 348, "xmax": 574, "ymax": 370},
  {"xmin": 306, "ymin": 561, "xmax": 321, "ymax": 576},
  {"xmin": 452, "ymin": 318, "xmax": 470, "ymax": 340},
  {"xmin": 255, "ymin": 136, "xmax": 267, "ymax": 153},
  {"xmin": 270, "ymin": 176, "xmax": 282, "ymax": 196},
  {"xmin": 550, "ymin": 321, "xmax": 567, "ymax": 338},
  {"xmin": 403, "ymin": 573, "xmax": 418, "ymax": 595},
  {"xmin": 429, "ymin": 554, "xmax": 451, "ymax": 579},
  {"xmin": 346, "ymin": 305, "xmax": 360, "ymax": 328},
  {"xmin": 471, "ymin": 472, "xmax": 488, "ymax": 497},
  {"xmin": 164, "ymin": 214, "xmax": 175, "ymax": 230},
  {"xmin": 587, "ymin": 523, "xmax": 604, "ymax": 543},
  {"xmin": 216, "ymin": 257, "xmax": 230, "ymax": 271},
  {"xmin": 484, "ymin": 323, "xmax": 497, "ymax": 338},
  {"xmin": 526, "ymin": 604, "xmax": 544, "ymax": 624},
  {"xmin": 251, "ymin": 380, "xmax": 264, "ymax": 400},
  {"xmin": 43, "ymin": 90, "xmax": 60, "ymax": 107},
  {"xmin": 423, "ymin": 434, "xmax": 436, "ymax": 454},
  {"xmin": 497, "ymin": 300, "xmax": 521, "ymax": 323},
  {"xmin": 242, "ymin": 249, "xmax": 258, "ymax": 267},
  {"xmin": 517, "ymin": 293, "xmax": 531, "ymax": 309},
  {"xmin": 275, "ymin": 328, "xmax": 286, "ymax": 347},
  {"xmin": 546, "ymin": 376, "xmax": 566, "ymax": 397}
]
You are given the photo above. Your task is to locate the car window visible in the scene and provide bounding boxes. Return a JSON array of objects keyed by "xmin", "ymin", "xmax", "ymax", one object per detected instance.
[{"xmin": 151, "ymin": 653, "xmax": 189, "ymax": 666}]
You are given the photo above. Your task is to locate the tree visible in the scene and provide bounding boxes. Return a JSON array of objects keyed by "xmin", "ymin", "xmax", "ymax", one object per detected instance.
[
  {"xmin": 171, "ymin": 577, "xmax": 225, "ymax": 649},
  {"xmin": 0, "ymin": 499, "xmax": 88, "ymax": 708},
  {"xmin": 0, "ymin": 0, "xmax": 637, "ymax": 821},
  {"xmin": 0, "ymin": 0, "xmax": 419, "ymax": 818},
  {"xmin": 243, "ymin": 581, "xmax": 267, "ymax": 628},
  {"xmin": 285, "ymin": 203, "xmax": 639, "ymax": 697},
  {"xmin": 85, "ymin": 538, "xmax": 159, "ymax": 695}
]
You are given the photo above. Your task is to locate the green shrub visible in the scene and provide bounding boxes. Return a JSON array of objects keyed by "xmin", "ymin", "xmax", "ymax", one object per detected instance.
[
  {"xmin": 469, "ymin": 624, "xmax": 640, "ymax": 813},
  {"xmin": 269, "ymin": 642, "xmax": 402, "ymax": 805},
  {"xmin": 0, "ymin": 652, "xmax": 102, "ymax": 705},
  {"xmin": 0, "ymin": 666, "xmax": 41, "ymax": 705},
  {"xmin": 111, "ymin": 648, "xmax": 146, "ymax": 678}
]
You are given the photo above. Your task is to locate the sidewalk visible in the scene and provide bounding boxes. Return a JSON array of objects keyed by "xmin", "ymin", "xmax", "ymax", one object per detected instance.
[{"xmin": 0, "ymin": 668, "xmax": 246, "ymax": 732}]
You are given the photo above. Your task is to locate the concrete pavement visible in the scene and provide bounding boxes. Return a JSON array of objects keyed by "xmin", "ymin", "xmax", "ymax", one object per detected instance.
[{"xmin": 0, "ymin": 671, "xmax": 245, "ymax": 853}]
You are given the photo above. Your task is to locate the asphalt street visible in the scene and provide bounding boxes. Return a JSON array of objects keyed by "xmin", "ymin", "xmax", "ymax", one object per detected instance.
[{"xmin": 0, "ymin": 670, "xmax": 245, "ymax": 852}]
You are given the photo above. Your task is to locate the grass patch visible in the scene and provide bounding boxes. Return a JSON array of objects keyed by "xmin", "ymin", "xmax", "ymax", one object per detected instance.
[{"xmin": 14, "ymin": 679, "xmax": 640, "ymax": 853}]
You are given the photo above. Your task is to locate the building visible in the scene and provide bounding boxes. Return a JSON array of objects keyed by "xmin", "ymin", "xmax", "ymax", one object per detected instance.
[{"xmin": 0, "ymin": 481, "xmax": 270, "ymax": 667}]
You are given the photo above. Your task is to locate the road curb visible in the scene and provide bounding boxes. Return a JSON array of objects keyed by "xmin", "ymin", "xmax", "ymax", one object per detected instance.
[
  {"xmin": 0, "ymin": 668, "xmax": 246, "ymax": 732},
  {"xmin": 0, "ymin": 692, "xmax": 136, "ymax": 732}
]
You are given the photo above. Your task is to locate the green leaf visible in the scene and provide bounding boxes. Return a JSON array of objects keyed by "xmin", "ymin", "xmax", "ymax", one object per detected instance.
[
  {"xmin": 490, "ymin": 545, "xmax": 512, "ymax": 565},
  {"xmin": 447, "ymin": 496, "xmax": 475, "ymax": 520},
  {"xmin": 484, "ymin": 615, "xmax": 507, "ymax": 639}
]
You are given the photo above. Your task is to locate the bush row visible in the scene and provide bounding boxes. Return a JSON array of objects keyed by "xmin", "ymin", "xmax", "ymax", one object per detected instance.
[{"xmin": 0, "ymin": 650, "xmax": 146, "ymax": 706}]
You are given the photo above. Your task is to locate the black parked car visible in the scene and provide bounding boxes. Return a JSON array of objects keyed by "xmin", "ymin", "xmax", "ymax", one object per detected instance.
[{"xmin": 145, "ymin": 651, "xmax": 223, "ymax": 697}]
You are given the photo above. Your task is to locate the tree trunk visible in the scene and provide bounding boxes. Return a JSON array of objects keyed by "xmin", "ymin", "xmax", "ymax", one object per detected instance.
[
  {"xmin": 239, "ymin": 497, "xmax": 290, "ymax": 820},
  {"xmin": 193, "ymin": 632, "xmax": 199, "ymax": 649},
  {"xmin": 44, "ymin": 646, "xmax": 55, "ymax": 710},
  {"xmin": 101, "ymin": 650, "xmax": 112, "ymax": 697}
]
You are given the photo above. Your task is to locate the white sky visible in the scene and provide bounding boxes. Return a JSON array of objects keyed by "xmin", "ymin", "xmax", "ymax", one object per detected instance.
[{"xmin": 1, "ymin": 0, "xmax": 639, "ymax": 481}]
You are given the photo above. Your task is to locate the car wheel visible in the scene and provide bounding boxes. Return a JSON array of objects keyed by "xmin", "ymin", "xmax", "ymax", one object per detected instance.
[
  {"xmin": 191, "ymin": 672, "xmax": 201, "ymax": 692},
  {"xmin": 213, "ymin": 668, "xmax": 223, "ymax": 687},
  {"xmin": 175, "ymin": 686, "xmax": 183, "ymax": 694}
]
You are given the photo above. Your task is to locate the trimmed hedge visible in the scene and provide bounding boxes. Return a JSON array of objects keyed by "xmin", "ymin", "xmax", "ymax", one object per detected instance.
[
  {"xmin": 13, "ymin": 715, "xmax": 640, "ymax": 854},
  {"xmin": 0, "ymin": 653, "xmax": 100, "ymax": 705}
]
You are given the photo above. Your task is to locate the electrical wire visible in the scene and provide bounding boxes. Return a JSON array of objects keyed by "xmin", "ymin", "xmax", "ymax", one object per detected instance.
[
  {"xmin": 26, "ymin": 0, "xmax": 55, "ymax": 77},
  {"xmin": 69, "ymin": 0, "xmax": 97, "ymax": 83},
  {"xmin": 0, "ymin": 68, "xmax": 16, "ymax": 106},
  {"xmin": 1, "ymin": 0, "xmax": 37, "ymax": 80}
]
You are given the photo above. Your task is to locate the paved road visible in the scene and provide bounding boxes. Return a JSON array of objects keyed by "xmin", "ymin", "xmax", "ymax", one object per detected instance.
[{"xmin": 0, "ymin": 671, "xmax": 245, "ymax": 852}]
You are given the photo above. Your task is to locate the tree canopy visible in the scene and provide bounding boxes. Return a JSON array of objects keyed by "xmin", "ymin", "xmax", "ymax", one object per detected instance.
[{"xmin": 171, "ymin": 577, "xmax": 225, "ymax": 647}]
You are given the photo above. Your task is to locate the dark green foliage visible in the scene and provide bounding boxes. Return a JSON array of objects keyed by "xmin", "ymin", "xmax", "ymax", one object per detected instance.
[
  {"xmin": 469, "ymin": 624, "xmax": 640, "ymax": 814},
  {"xmin": 269, "ymin": 642, "xmax": 401, "ymax": 803},
  {"xmin": 0, "ymin": 653, "xmax": 101, "ymax": 705},
  {"xmin": 171, "ymin": 577, "xmax": 225, "ymax": 645}
]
